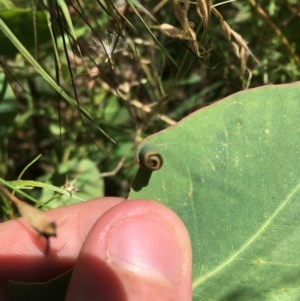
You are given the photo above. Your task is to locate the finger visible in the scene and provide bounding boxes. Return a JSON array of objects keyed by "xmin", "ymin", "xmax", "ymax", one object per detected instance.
[
  {"xmin": 0, "ymin": 197, "xmax": 124, "ymax": 282},
  {"xmin": 65, "ymin": 200, "xmax": 192, "ymax": 301}
]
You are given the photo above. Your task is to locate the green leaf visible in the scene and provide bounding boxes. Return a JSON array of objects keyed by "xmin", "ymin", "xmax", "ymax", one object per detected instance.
[
  {"xmin": 129, "ymin": 82, "xmax": 300, "ymax": 300},
  {"xmin": 39, "ymin": 158, "xmax": 105, "ymax": 208},
  {"xmin": 0, "ymin": 72, "xmax": 17, "ymax": 137},
  {"xmin": 0, "ymin": 9, "xmax": 50, "ymax": 57}
]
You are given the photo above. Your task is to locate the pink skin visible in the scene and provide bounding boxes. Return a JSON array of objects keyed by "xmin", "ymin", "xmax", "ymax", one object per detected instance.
[{"xmin": 0, "ymin": 198, "xmax": 192, "ymax": 301}]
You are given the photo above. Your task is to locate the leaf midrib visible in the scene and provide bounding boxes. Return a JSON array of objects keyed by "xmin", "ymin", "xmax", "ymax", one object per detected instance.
[{"xmin": 192, "ymin": 180, "xmax": 300, "ymax": 289}]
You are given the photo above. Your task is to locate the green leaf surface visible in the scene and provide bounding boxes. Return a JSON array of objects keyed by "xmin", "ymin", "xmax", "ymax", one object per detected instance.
[
  {"xmin": 39, "ymin": 158, "xmax": 105, "ymax": 208},
  {"xmin": 0, "ymin": 9, "xmax": 50, "ymax": 57},
  {"xmin": 129, "ymin": 82, "xmax": 300, "ymax": 300}
]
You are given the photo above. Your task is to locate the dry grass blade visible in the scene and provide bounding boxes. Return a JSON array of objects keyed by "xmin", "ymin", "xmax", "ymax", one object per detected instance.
[
  {"xmin": 213, "ymin": 7, "xmax": 259, "ymax": 70},
  {"xmin": 246, "ymin": 0, "xmax": 300, "ymax": 66},
  {"xmin": 97, "ymin": 77, "xmax": 177, "ymax": 126},
  {"xmin": 126, "ymin": 0, "xmax": 178, "ymax": 67},
  {"xmin": 221, "ymin": 19, "xmax": 231, "ymax": 40},
  {"xmin": 186, "ymin": 26, "xmax": 202, "ymax": 57},
  {"xmin": 173, "ymin": 0, "xmax": 189, "ymax": 31},
  {"xmin": 197, "ymin": 0, "xmax": 212, "ymax": 29},
  {"xmin": 157, "ymin": 23, "xmax": 185, "ymax": 38},
  {"xmin": 172, "ymin": 0, "xmax": 202, "ymax": 56},
  {"xmin": 0, "ymin": 185, "xmax": 57, "ymax": 238}
]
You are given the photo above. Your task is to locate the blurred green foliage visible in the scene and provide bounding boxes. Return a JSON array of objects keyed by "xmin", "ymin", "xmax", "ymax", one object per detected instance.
[{"xmin": 0, "ymin": 0, "xmax": 299, "ymax": 211}]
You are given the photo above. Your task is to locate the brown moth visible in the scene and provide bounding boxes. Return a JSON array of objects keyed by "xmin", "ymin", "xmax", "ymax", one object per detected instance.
[{"xmin": 0, "ymin": 185, "xmax": 57, "ymax": 238}]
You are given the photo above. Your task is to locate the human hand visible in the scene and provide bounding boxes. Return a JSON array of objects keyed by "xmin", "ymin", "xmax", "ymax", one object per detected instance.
[{"xmin": 0, "ymin": 198, "xmax": 192, "ymax": 300}]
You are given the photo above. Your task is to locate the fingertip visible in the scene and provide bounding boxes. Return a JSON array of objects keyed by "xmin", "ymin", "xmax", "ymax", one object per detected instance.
[{"xmin": 66, "ymin": 200, "xmax": 192, "ymax": 301}]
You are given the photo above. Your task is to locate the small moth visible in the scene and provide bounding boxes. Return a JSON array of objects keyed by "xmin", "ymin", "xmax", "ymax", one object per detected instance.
[{"xmin": 0, "ymin": 185, "xmax": 57, "ymax": 239}]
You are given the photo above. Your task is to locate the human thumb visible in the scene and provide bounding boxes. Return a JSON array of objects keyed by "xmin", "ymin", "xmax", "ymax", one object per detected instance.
[{"xmin": 65, "ymin": 200, "xmax": 192, "ymax": 301}]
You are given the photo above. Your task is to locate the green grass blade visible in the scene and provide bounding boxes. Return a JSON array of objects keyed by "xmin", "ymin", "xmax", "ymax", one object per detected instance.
[
  {"xmin": 0, "ymin": 17, "xmax": 115, "ymax": 143},
  {"xmin": 126, "ymin": 0, "xmax": 178, "ymax": 67},
  {"xmin": 17, "ymin": 153, "xmax": 42, "ymax": 180}
]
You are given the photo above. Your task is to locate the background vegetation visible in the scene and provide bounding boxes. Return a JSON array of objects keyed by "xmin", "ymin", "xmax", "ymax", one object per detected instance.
[{"xmin": 0, "ymin": 0, "xmax": 299, "ymax": 218}]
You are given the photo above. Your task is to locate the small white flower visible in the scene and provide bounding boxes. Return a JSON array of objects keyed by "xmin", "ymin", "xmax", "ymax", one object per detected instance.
[
  {"xmin": 91, "ymin": 31, "xmax": 126, "ymax": 63},
  {"xmin": 63, "ymin": 177, "xmax": 79, "ymax": 195}
]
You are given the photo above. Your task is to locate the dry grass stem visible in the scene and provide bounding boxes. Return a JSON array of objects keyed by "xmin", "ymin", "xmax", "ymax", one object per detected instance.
[
  {"xmin": 99, "ymin": 80, "xmax": 177, "ymax": 126},
  {"xmin": 171, "ymin": 0, "xmax": 202, "ymax": 56},
  {"xmin": 246, "ymin": 0, "xmax": 300, "ymax": 66}
]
